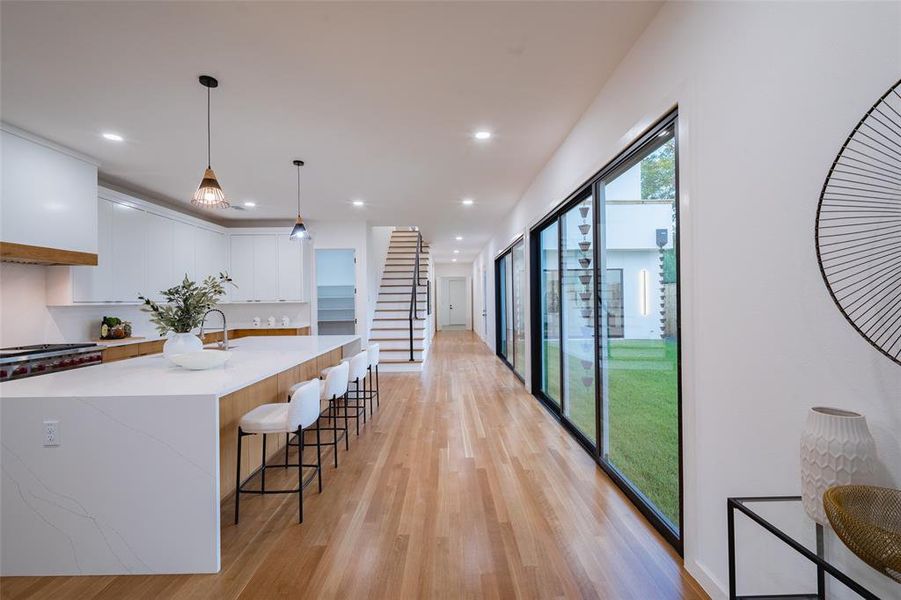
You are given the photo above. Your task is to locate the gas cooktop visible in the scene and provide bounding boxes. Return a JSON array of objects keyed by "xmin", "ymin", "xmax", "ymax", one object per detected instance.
[{"xmin": 0, "ymin": 343, "xmax": 98, "ymax": 359}]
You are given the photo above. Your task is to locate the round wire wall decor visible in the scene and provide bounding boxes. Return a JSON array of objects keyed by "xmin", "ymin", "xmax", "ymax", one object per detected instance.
[{"xmin": 815, "ymin": 78, "xmax": 901, "ymax": 366}]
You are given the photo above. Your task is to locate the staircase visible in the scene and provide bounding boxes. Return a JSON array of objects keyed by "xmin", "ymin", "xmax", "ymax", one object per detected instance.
[{"xmin": 370, "ymin": 228, "xmax": 432, "ymax": 367}]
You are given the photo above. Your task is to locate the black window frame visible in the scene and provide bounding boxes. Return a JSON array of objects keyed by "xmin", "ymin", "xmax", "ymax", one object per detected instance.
[
  {"xmin": 528, "ymin": 108, "xmax": 684, "ymax": 553},
  {"xmin": 494, "ymin": 236, "xmax": 525, "ymax": 382}
]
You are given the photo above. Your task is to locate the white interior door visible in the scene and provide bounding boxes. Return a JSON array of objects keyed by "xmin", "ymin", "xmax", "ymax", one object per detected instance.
[{"xmin": 446, "ymin": 278, "xmax": 466, "ymax": 327}]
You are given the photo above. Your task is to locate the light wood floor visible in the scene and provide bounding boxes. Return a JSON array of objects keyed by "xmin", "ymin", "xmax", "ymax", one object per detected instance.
[{"xmin": 1, "ymin": 331, "xmax": 707, "ymax": 600}]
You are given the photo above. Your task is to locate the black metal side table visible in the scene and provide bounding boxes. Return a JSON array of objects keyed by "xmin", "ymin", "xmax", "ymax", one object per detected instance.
[{"xmin": 727, "ymin": 496, "xmax": 880, "ymax": 599}]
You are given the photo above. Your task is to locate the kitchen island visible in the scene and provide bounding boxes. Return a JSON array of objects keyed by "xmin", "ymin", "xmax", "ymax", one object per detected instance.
[{"xmin": 0, "ymin": 335, "xmax": 360, "ymax": 577}]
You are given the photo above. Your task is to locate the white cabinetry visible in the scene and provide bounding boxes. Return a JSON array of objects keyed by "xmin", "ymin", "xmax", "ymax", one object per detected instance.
[
  {"xmin": 195, "ymin": 227, "xmax": 227, "ymax": 282},
  {"xmin": 48, "ymin": 191, "xmax": 310, "ymax": 306},
  {"xmin": 1, "ymin": 126, "xmax": 99, "ymax": 257},
  {"xmin": 72, "ymin": 198, "xmax": 113, "ymax": 302},
  {"xmin": 229, "ymin": 233, "xmax": 310, "ymax": 303},
  {"xmin": 228, "ymin": 236, "xmax": 255, "ymax": 302},
  {"xmin": 143, "ymin": 211, "xmax": 173, "ymax": 301},
  {"xmin": 277, "ymin": 235, "xmax": 303, "ymax": 301}
]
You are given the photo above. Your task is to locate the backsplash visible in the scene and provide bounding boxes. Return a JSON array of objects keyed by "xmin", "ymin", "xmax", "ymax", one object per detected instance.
[{"xmin": 0, "ymin": 263, "xmax": 310, "ymax": 347}]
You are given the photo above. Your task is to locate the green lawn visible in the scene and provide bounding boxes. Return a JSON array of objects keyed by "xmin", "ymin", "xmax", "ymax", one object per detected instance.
[{"xmin": 543, "ymin": 338, "xmax": 680, "ymax": 527}]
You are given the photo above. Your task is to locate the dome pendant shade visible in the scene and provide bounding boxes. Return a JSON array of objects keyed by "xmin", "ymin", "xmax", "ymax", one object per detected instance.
[{"xmin": 192, "ymin": 167, "xmax": 229, "ymax": 208}]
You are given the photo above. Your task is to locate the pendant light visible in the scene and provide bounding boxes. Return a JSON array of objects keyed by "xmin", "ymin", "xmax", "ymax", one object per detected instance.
[
  {"xmin": 289, "ymin": 159, "xmax": 310, "ymax": 241},
  {"xmin": 191, "ymin": 75, "xmax": 229, "ymax": 208}
]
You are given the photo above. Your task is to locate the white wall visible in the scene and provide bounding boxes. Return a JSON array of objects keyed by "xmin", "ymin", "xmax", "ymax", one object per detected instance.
[
  {"xmin": 473, "ymin": 3, "xmax": 901, "ymax": 599},
  {"xmin": 366, "ymin": 226, "xmax": 394, "ymax": 335},
  {"xmin": 434, "ymin": 262, "xmax": 473, "ymax": 330}
]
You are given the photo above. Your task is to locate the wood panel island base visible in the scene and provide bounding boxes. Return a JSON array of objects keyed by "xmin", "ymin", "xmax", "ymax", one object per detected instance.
[{"xmin": 0, "ymin": 335, "xmax": 359, "ymax": 577}]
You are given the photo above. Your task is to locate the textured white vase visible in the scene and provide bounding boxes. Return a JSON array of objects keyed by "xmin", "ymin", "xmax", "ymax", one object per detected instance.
[
  {"xmin": 800, "ymin": 407, "xmax": 876, "ymax": 525},
  {"xmin": 163, "ymin": 332, "xmax": 203, "ymax": 362}
]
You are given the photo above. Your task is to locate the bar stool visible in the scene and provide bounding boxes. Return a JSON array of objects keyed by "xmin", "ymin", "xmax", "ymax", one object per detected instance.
[
  {"xmin": 287, "ymin": 361, "xmax": 350, "ymax": 470},
  {"xmin": 367, "ymin": 344, "xmax": 380, "ymax": 415},
  {"xmin": 234, "ymin": 379, "xmax": 321, "ymax": 524},
  {"xmin": 325, "ymin": 351, "xmax": 368, "ymax": 435}
]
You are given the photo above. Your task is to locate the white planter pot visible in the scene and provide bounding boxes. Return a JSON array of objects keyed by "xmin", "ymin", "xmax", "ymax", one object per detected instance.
[
  {"xmin": 800, "ymin": 407, "xmax": 876, "ymax": 525},
  {"xmin": 163, "ymin": 332, "xmax": 203, "ymax": 362}
]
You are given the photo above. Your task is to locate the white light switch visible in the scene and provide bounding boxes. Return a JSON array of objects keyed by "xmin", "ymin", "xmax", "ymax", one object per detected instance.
[{"xmin": 43, "ymin": 420, "xmax": 60, "ymax": 447}]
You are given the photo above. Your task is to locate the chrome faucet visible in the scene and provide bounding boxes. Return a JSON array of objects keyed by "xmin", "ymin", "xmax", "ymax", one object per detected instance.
[{"xmin": 199, "ymin": 309, "xmax": 228, "ymax": 350}]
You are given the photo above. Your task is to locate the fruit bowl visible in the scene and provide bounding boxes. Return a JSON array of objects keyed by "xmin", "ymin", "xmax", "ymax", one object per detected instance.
[
  {"xmin": 823, "ymin": 485, "xmax": 901, "ymax": 582},
  {"xmin": 169, "ymin": 350, "xmax": 232, "ymax": 370}
]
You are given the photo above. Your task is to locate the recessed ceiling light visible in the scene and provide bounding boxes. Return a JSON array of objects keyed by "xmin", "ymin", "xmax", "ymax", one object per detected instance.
[
  {"xmin": 455, "ymin": 235, "xmax": 463, "ymax": 241},
  {"xmin": 474, "ymin": 130, "xmax": 492, "ymax": 140},
  {"xmin": 453, "ymin": 249, "xmax": 460, "ymax": 254},
  {"xmin": 243, "ymin": 201, "xmax": 256, "ymax": 208},
  {"xmin": 452, "ymin": 258, "xmax": 457, "ymax": 262},
  {"xmin": 352, "ymin": 200, "xmax": 365, "ymax": 207},
  {"xmin": 462, "ymin": 198, "xmax": 474, "ymax": 206},
  {"xmin": 102, "ymin": 132, "xmax": 124, "ymax": 142}
]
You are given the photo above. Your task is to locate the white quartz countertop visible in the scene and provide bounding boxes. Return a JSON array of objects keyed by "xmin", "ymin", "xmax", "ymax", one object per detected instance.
[{"xmin": 0, "ymin": 335, "xmax": 358, "ymax": 399}]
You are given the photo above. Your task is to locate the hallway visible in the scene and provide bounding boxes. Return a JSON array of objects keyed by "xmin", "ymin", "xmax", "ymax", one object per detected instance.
[{"xmin": 1, "ymin": 332, "xmax": 706, "ymax": 599}]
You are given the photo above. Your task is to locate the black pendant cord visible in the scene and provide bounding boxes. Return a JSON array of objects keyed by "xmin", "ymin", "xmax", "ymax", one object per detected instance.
[
  {"xmin": 297, "ymin": 164, "xmax": 301, "ymax": 215},
  {"xmin": 207, "ymin": 85, "xmax": 212, "ymax": 169}
]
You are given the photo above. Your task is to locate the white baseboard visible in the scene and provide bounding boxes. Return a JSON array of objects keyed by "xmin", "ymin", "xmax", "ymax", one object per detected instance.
[{"xmin": 685, "ymin": 558, "xmax": 728, "ymax": 600}]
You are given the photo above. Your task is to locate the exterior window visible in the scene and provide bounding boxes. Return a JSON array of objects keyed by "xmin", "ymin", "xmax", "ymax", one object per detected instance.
[
  {"xmin": 529, "ymin": 111, "xmax": 682, "ymax": 549},
  {"xmin": 495, "ymin": 238, "xmax": 526, "ymax": 379}
]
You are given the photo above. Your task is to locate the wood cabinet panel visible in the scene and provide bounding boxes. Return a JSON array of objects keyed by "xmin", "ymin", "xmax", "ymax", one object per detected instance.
[{"xmin": 101, "ymin": 344, "xmax": 140, "ymax": 363}]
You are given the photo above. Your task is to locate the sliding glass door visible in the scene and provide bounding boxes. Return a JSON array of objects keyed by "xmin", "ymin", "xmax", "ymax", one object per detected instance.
[
  {"xmin": 530, "ymin": 111, "xmax": 682, "ymax": 549},
  {"xmin": 561, "ymin": 195, "xmax": 597, "ymax": 444},
  {"xmin": 495, "ymin": 238, "xmax": 526, "ymax": 379},
  {"xmin": 600, "ymin": 123, "xmax": 680, "ymax": 533}
]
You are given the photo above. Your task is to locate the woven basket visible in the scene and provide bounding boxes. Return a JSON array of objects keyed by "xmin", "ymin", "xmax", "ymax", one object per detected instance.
[{"xmin": 823, "ymin": 485, "xmax": 901, "ymax": 583}]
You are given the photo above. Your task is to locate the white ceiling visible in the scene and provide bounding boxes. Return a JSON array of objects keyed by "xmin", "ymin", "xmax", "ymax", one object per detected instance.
[{"xmin": 1, "ymin": 1, "xmax": 660, "ymax": 262}]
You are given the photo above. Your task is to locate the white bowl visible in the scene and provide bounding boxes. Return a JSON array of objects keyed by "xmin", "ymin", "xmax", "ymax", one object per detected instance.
[{"xmin": 170, "ymin": 350, "xmax": 232, "ymax": 370}]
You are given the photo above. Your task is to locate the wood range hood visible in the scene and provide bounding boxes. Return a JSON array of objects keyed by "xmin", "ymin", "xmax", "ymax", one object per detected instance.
[{"xmin": 0, "ymin": 242, "xmax": 98, "ymax": 266}]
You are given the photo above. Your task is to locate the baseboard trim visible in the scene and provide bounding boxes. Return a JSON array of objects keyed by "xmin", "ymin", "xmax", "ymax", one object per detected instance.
[{"xmin": 685, "ymin": 557, "xmax": 727, "ymax": 600}]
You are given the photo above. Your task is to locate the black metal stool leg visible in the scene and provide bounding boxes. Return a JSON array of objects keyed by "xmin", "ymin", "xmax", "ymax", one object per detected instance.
[
  {"xmin": 234, "ymin": 428, "xmax": 244, "ymax": 524},
  {"xmin": 298, "ymin": 429, "xmax": 304, "ymax": 523},
  {"xmin": 261, "ymin": 434, "xmax": 267, "ymax": 492},
  {"xmin": 316, "ymin": 420, "xmax": 322, "ymax": 492},
  {"xmin": 375, "ymin": 364, "xmax": 380, "ymax": 408},
  {"xmin": 285, "ymin": 432, "xmax": 289, "ymax": 468},
  {"xmin": 362, "ymin": 376, "xmax": 367, "ymax": 424}
]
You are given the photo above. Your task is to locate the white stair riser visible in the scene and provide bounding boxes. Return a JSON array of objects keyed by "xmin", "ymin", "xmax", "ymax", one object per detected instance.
[
  {"xmin": 381, "ymin": 349, "xmax": 424, "ymax": 360},
  {"xmin": 371, "ymin": 339, "xmax": 425, "ymax": 350},
  {"xmin": 369, "ymin": 329, "xmax": 424, "ymax": 339},
  {"xmin": 375, "ymin": 310, "xmax": 427, "ymax": 319},
  {"xmin": 377, "ymin": 302, "xmax": 416, "ymax": 310},
  {"xmin": 379, "ymin": 285, "xmax": 428, "ymax": 293}
]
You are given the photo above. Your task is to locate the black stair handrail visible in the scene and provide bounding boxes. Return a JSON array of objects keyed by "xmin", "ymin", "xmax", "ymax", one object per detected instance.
[{"xmin": 408, "ymin": 230, "xmax": 423, "ymax": 361}]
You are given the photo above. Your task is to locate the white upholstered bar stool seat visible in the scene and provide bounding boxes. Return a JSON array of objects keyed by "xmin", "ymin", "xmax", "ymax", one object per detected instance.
[
  {"xmin": 286, "ymin": 361, "xmax": 350, "ymax": 469},
  {"xmin": 234, "ymin": 379, "xmax": 322, "ymax": 525}
]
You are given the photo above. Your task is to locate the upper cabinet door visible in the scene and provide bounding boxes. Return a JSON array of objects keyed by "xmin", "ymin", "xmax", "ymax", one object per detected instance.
[
  {"xmin": 110, "ymin": 202, "xmax": 146, "ymax": 302},
  {"xmin": 229, "ymin": 235, "xmax": 255, "ymax": 302},
  {"xmin": 253, "ymin": 235, "xmax": 279, "ymax": 301},
  {"xmin": 277, "ymin": 235, "xmax": 302, "ymax": 301},
  {"xmin": 143, "ymin": 212, "xmax": 175, "ymax": 301},
  {"xmin": 72, "ymin": 198, "xmax": 113, "ymax": 302},
  {"xmin": 1, "ymin": 128, "xmax": 98, "ymax": 256},
  {"xmin": 172, "ymin": 220, "xmax": 196, "ymax": 285}
]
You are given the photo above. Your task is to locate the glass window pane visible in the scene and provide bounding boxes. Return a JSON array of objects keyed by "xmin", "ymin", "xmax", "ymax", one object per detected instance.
[
  {"xmin": 498, "ymin": 257, "xmax": 508, "ymax": 357},
  {"xmin": 540, "ymin": 224, "xmax": 561, "ymax": 405},
  {"xmin": 601, "ymin": 133, "xmax": 679, "ymax": 530},
  {"xmin": 511, "ymin": 240, "xmax": 526, "ymax": 376},
  {"xmin": 504, "ymin": 253, "xmax": 514, "ymax": 360},
  {"xmin": 561, "ymin": 196, "xmax": 596, "ymax": 443}
]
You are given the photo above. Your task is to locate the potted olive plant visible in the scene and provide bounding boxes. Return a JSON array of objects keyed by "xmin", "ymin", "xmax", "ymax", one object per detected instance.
[{"xmin": 139, "ymin": 273, "xmax": 233, "ymax": 360}]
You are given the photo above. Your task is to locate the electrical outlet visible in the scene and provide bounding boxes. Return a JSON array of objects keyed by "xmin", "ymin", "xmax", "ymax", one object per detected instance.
[{"xmin": 43, "ymin": 420, "xmax": 60, "ymax": 447}]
